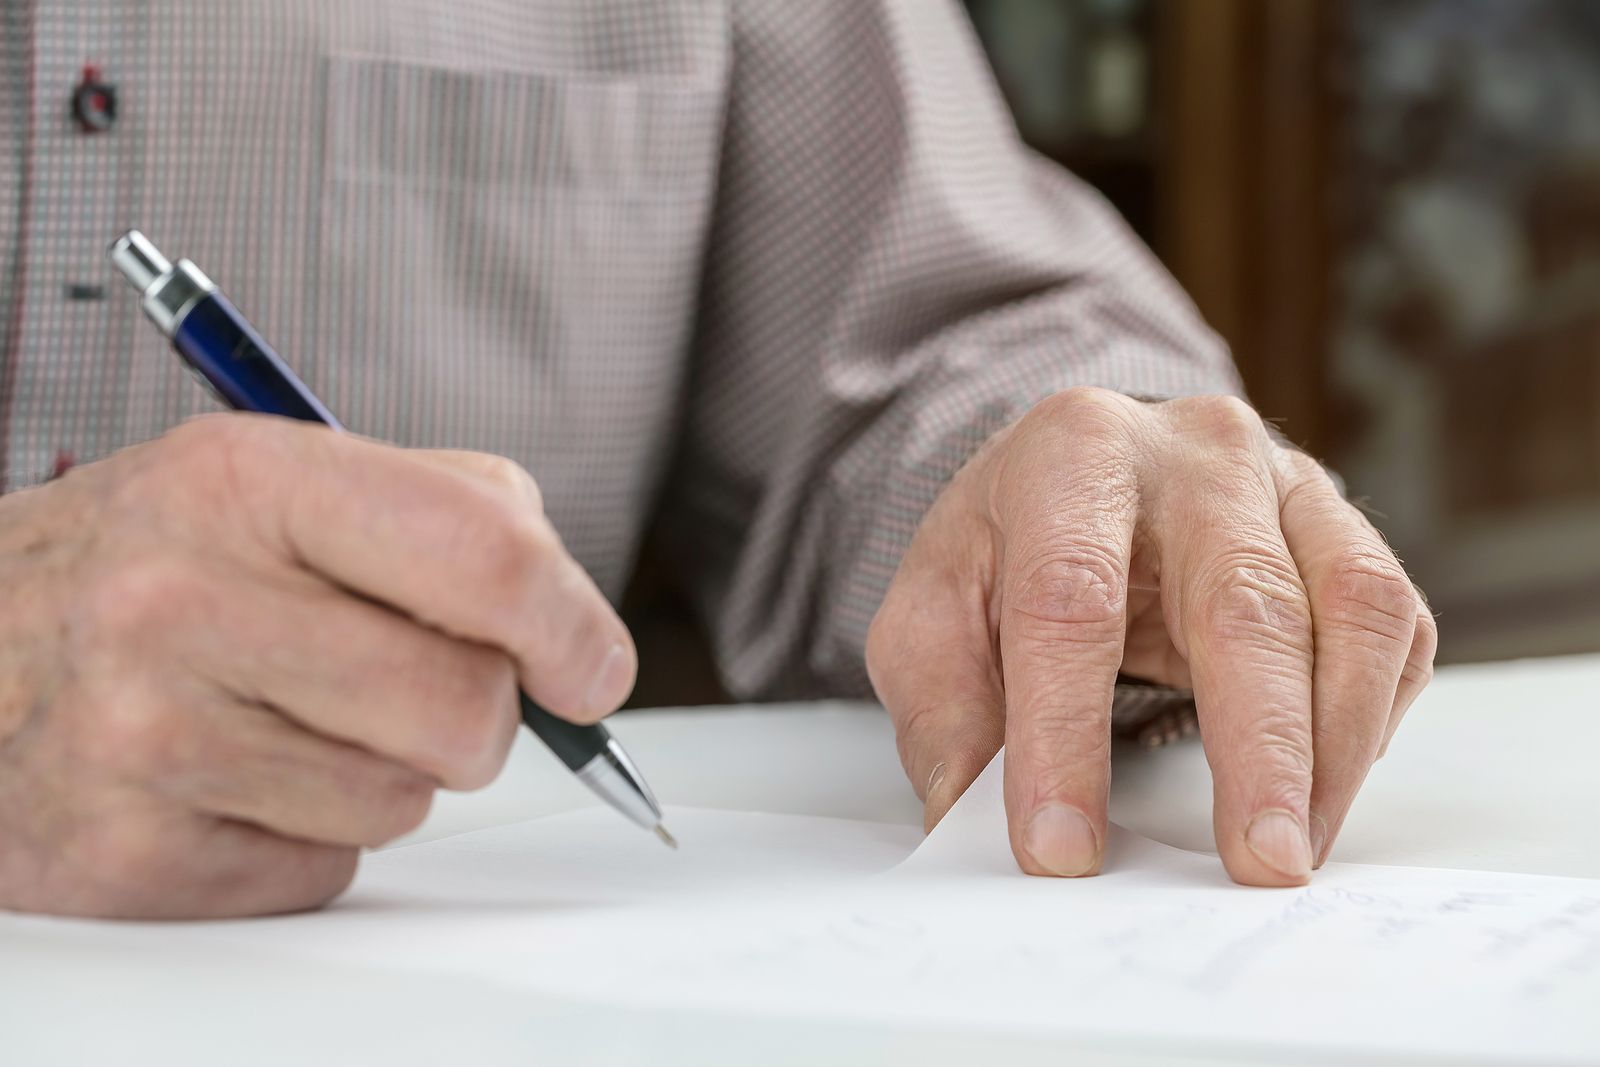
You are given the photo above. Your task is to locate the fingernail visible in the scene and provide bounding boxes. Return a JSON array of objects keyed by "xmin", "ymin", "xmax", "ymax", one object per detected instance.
[
  {"xmin": 1023, "ymin": 804, "xmax": 1099, "ymax": 877},
  {"xmin": 1245, "ymin": 810, "xmax": 1312, "ymax": 880},
  {"xmin": 583, "ymin": 643, "xmax": 633, "ymax": 715},
  {"xmin": 925, "ymin": 761, "xmax": 948, "ymax": 802},
  {"xmin": 1309, "ymin": 811, "xmax": 1329, "ymax": 866}
]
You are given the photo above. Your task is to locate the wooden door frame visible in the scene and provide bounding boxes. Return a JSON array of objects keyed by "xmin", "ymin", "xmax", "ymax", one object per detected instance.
[{"xmin": 1157, "ymin": 0, "xmax": 1335, "ymax": 459}]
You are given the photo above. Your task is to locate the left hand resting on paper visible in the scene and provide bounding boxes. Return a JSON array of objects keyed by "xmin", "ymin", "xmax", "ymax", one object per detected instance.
[{"xmin": 865, "ymin": 388, "xmax": 1436, "ymax": 887}]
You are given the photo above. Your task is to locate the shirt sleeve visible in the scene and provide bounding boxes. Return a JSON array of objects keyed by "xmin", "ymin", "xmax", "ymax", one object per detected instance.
[{"xmin": 661, "ymin": 0, "xmax": 1244, "ymax": 701}]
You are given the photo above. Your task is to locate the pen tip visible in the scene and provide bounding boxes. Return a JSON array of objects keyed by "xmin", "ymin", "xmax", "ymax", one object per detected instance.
[{"xmin": 654, "ymin": 824, "xmax": 679, "ymax": 850}]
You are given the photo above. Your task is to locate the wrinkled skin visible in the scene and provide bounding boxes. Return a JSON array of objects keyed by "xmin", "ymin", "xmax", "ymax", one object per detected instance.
[
  {"xmin": 869, "ymin": 388, "xmax": 1436, "ymax": 887},
  {"xmin": 0, "ymin": 415, "xmax": 635, "ymax": 918}
]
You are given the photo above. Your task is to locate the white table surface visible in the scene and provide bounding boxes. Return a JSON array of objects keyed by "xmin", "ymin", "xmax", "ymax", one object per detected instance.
[{"xmin": 4, "ymin": 654, "xmax": 1598, "ymax": 1066}]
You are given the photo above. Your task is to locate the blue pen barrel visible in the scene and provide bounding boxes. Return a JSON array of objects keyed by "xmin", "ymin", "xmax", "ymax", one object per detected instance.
[
  {"xmin": 172, "ymin": 293, "xmax": 344, "ymax": 430},
  {"xmin": 111, "ymin": 229, "xmax": 667, "ymax": 840}
]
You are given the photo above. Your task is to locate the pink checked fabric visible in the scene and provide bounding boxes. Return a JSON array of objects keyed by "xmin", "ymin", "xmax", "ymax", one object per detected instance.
[{"xmin": 1, "ymin": 0, "xmax": 1240, "ymax": 701}]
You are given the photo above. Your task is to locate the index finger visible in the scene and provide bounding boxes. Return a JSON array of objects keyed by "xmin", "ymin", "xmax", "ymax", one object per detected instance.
[
  {"xmin": 195, "ymin": 416, "xmax": 636, "ymax": 722},
  {"xmin": 997, "ymin": 392, "xmax": 1141, "ymax": 878}
]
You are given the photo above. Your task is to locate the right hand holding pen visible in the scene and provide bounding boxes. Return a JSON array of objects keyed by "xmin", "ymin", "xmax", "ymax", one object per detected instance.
[{"xmin": 0, "ymin": 415, "xmax": 636, "ymax": 919}]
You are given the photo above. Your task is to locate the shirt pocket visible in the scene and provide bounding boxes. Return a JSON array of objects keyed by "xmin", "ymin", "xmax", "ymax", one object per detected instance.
[{"xmin": 310, "ymin": 54, "xmax": 723, "ymax": 466}]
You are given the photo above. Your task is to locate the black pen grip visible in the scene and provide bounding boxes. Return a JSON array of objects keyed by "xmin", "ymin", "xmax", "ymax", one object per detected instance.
[{"xmin": 520, "ymin": 693, "xmax": 609, "ymax": 771}]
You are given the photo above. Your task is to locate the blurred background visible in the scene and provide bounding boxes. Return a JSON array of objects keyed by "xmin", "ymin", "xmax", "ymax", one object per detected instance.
[
  {"xmin": 627, "ymin": 0, "xmax": 1600, "ymax": 705},
  {"xmin": 962, "ymin": 0, "xmax": 1600, "ymax": 666}
]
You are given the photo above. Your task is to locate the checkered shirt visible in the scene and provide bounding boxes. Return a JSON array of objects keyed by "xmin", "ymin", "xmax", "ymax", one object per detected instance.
[{"xmin": 1, "ymin": 0, "xmax": 1240, "ymax": 703}]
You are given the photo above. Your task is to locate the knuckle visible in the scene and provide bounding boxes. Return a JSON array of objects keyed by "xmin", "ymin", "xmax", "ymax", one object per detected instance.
[
  {"xmin": 1197, "ymin": 558, "xmax": 1312, "ymax": 651},
  {"xmin": 869, "ymin": 584, "xmax": 998, "ymax": 746},
  {"xmin": 1211, "ymin": 707, "xmax": 1314, "ymax": 784},
  {"xmin": 1008, "ymin": 549, "xmax": 1127, "ymax": 632},
  {"xmin": 1010, "ymin": 712, "xmax": 1113, "ymax": 799},
  {"xmin": 478, "ymin": 455, "xmax": 544, "ymax": 511},
  {"xmin": 162, "ymin": 412, "xmax": 257, "ymax": 458},
  {"xmin": 1016, "ymin": 710, "xmax": 1112, "ymax": 763},
  {"xmin": 1313, "ymin": 554, "xmax": 1417, "ymax": 641},
  {"xmin": 1250, "ymin": 719, "xmax": 1316, "ymax": 781},
  {"xmin": 1172, "ymin": 394, "xmax": 1265, "ymax": 451},
  {"xmin": 1278, "ymin": 447, "xmax": 1324, "ymax": 484},
  {"xmin": 156, "ymin": 415, "xmax": 277, "ymax": 492},
  {"xmin": 1400, "ymin": 655, "xmax": 1435, "ymax": 698},
  {"xmin": 1412, "ymin": 605, "xmax": 1440, "ymax": 659},
  {"xmin": 1405, "ymin": 608, "xmax": 1439, "ymax": 686},
  {"xmin": 1030, "ymin": 387, "xmax": 1137, "ymax": 442},
  {"xmin": 74, "ymin": 556, "xmax": 200, "ymax": 648},
  {"xmin": 1274, "ymin": 453, "xmax": 1336, "ymax": 514},
  {"xmin": 85, "ymin": 695, "xmax": 187, "ymax": 774},
  {"xmin": 115, "ymin": 416, "xmax": 307, "ymax": 544},
  {"xmin": 471, "ymin": 510, "xmax": 553, "ymax": 600}
]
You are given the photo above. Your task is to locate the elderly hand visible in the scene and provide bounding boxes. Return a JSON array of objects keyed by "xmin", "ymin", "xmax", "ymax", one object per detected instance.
[
  {"xmin": 866, "ymin": 388, "xmax": 1436, "ymax": 886},
  {"xmin": 0, "ymin": 415, "xmax": 635, "ymax": 918}
]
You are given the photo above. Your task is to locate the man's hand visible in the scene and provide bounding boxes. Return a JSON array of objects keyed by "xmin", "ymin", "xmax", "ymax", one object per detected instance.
[
  {"xmin": 866, "ymin": 389, "xmax": 1436, "ymax": 887},
  {"xmin": 0, "ymin": 415, "xmax": 635, "ymax": 918}
]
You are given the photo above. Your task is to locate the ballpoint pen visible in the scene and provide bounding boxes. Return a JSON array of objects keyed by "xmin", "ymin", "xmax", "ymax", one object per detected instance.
[{"xmin": 109, "ymin": 229, "xmax": 676, "ymax": 849}]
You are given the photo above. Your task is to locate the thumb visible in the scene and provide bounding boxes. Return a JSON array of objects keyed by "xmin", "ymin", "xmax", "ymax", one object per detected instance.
[{"xmin": 866, "ymin": 583, "xmax": 1005, "ymax": 833}]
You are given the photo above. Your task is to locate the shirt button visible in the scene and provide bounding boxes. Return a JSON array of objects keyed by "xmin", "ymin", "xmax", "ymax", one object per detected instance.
[{"xmin": 71, "ymin": 64, "xmax": 118, "ymax": 134}]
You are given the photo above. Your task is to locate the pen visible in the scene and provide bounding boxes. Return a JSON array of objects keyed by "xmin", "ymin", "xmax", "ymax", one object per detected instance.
[{"xmin": 109, "ymin": 230, "xmax": 676, "ymax": 849}]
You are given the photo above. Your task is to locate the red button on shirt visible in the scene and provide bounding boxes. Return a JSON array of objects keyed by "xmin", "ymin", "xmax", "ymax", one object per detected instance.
[{"xmin": 71, "ymin": 64, "xmax": 117, "ymax": 133}]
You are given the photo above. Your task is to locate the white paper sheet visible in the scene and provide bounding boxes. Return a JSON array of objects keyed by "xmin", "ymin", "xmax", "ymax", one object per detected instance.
[{"xmin": 149, "ymin": 754, "xmax": 1600, "ymax": 1063}]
